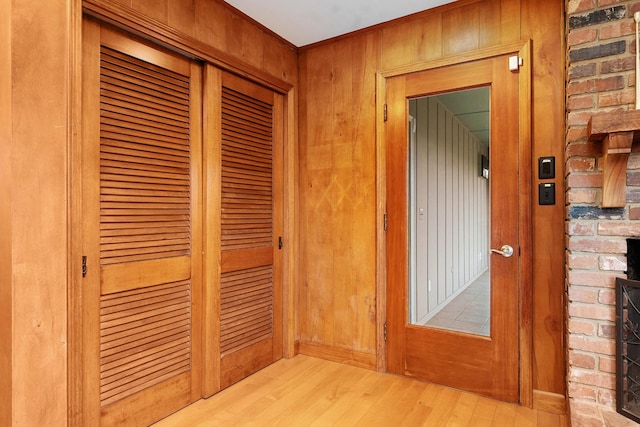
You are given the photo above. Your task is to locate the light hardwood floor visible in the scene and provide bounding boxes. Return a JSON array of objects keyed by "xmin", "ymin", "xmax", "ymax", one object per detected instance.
[{"xmin": 153, "ymin": 355, "xmax": 568, "ymax": 426}]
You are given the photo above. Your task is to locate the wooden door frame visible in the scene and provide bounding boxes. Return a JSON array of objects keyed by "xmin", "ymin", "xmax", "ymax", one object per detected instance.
[
  {"xmin": 375, "ymin": 40, "xmax": 533, "ymax": 406},
  {"xmin": 68, "ymin": 5, "xmax": 298, "ymax": 425}
]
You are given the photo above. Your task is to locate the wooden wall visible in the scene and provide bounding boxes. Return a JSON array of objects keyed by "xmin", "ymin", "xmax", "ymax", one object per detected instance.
[
  {"xmin": 298, "ymin": 0, "xmax": 566, "ymax": 400},
  {"xmin": 4, "ymin": 1, "xmax": 72, "ymax": 425},
  {"xmin": 100, "ymin": 0, "xmax": 297, "ymax": 86},
  {"xmin": 3, "ymin": 1, "xmax": 297, "ymax": 425},
  {"xmin": 1, "ymin": 1, "xmax": 12, "ymax": 426}
]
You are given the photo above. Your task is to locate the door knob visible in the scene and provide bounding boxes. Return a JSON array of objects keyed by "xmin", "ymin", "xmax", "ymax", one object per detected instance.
[{"xmin": 490, "ymin": 244, "xmax": 514, "ymax": 257}]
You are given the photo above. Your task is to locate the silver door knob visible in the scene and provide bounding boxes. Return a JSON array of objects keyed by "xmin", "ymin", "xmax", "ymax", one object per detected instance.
[{"xmin": 491, "ymin": 244, "xmax": 514, "ymax": 257}]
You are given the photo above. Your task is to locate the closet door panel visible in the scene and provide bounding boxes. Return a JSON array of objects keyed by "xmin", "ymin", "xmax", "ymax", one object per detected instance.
[
  {"xmin": 82, "ymin": 19, "xmax": 202, "ymax": 426},
  {"xmin": 203, "ymin": 69, "xmax": 283, "ymax": 392}
]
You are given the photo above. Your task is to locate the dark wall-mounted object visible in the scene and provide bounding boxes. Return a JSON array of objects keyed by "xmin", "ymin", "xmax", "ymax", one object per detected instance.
[
  {"xmin": 538, "ymin": 156, "xmax": 555, "ymax": 179},
  {"xmin": 539, "ymin": 183, "xmax": 555, "ymax": 205}
]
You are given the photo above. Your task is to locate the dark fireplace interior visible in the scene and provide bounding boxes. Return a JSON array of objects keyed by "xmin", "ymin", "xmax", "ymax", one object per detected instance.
[{"xmin": 617, "ymin": 239, "xmax": 640, "ymax": 423}]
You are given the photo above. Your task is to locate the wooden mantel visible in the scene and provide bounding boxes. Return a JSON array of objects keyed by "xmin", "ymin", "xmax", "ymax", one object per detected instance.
[{"xmin": 588, "ymin": 110, "xmax": 640, "ymax": 208}]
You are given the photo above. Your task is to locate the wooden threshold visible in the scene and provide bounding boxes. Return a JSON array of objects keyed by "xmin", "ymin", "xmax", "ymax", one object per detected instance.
[{"xmin": 153, "ymin": 355, "xmax": 568, "ymax": 426}]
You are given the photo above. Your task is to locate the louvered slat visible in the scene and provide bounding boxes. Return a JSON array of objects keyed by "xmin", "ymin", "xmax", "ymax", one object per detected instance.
[
  {"xmin": 221, "ymin": 86, "xmax": 273, "ymax": 251},
  {"xmin": 220, "ymin": 264, "xmax": 273, "ymax": 355},
  {"xmin": 99, "ymin": 280, "xmax": 191, "ymax": 406},
  {"xmin": 99, "ymin": 46, "xmax": 191, "ymax": 265}
]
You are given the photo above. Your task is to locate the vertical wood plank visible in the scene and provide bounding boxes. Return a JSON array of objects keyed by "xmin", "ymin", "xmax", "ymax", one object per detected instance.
[
  {"xmin": 521, "ymin": 0, "xmax": 566, "ymax": 398},
  {"xmin": 298, "ymin": 32, "xmax": 379, "ymax": 358},
  {"xmin": 81, "ymin": 18, "xmax": 103, "ymax": 426},
  {"xmin": 194, "ymin": 0, "xmax": 225, "ymax": 50},
  {"xmin": 442, "ymin": 2, "xmax": 480, "ymax": 56},
  {"xmin": 0, "ymin": 0, "xmax": 11, "ymax": 425},
  {"xmin": 203, "ymin": 64, "xmax": 223, "ymax": 397},
  {"xmin": 67, "ymin": 0, "xmax": 85, "ymax": 423},
  {"xmin": 168, "ymin": 0, "xmax": 195, "ymax": 37},
  {"xmin": 11, "ymin": 0, "xmax": 70, "ymax": 424},
  {"xmin": 131, "ymin": 0, "xmax": 168, "ymax": 24},
  {"xmin": 189, "ymin": 61, "xmax": 204, "ymax": 402}
]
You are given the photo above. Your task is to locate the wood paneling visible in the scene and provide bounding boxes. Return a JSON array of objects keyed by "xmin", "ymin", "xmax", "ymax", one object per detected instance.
[
  {"xmin": 0, "ymin": 0, "xmax": 11, "ymax": 425},
  {"xmin": 521, "ymin": 0, "xmax": 566, "ymax": 396},
  {"xmin": 298, "ymin": 31, "xmax": 380, "ymax": 361},
  {"xmin": 9, "ymin": 0, "xmax": 71, "ymax": 425},
  {"xmin": 84, "ymin": 0, "xmax": 297, "ymax": 92},
  {"xmin": 299, "ymin": 0, "xmax": 565, "ymax": 402}
]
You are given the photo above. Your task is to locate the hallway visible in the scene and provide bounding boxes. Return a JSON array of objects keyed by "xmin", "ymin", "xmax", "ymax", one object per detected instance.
[{"xmin": 153, "ymin": 355, "xmax": 567, "ymax": 426}]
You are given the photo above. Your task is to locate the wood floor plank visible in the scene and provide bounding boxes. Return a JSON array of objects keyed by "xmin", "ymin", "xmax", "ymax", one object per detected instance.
[{"xmin": 152, "ymin": 355, "xmax": 568, "ymax": 427}]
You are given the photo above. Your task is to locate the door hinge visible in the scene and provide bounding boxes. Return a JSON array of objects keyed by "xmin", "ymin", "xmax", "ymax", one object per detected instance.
[
  {"xmin": 82, "ymin": 256, "xmax": 87, "ymax": 278},
  {"xmin": 383, "ymin": 103, "xmax": 388, "ymax": 122},
  {"xmin": 384, "ymin": 322, "xmax": 388, "ymax": 341},
  {"xmin": 384, "ymin": 213, "xmax": 388, "ymax": 231},
  {"xmin": 278, "ymin": 236, "xmax": 283, "ymax": 250},
  {"xmin": 509, "ymin": 55, "xmax": 523, "ymax": 72}
]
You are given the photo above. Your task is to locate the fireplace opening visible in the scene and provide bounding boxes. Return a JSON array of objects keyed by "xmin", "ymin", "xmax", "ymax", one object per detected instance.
[{"xmin": 616, "ymin": 238, "xmax": 640, "ymax": 423}]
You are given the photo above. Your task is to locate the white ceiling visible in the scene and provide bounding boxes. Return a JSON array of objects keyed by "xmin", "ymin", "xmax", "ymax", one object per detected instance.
[{"xmin": 224, "ymin": 0, "xmax": 457, "ymax": 47}]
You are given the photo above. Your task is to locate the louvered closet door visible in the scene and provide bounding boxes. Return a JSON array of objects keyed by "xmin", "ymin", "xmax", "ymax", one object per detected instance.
[
  {"xmin": 82, "ymin": 20, "xmax": 202, "ymax": 426},
  {"xmin": 206, "ymin": 71, "xmax": 283, "ymax": 391}
]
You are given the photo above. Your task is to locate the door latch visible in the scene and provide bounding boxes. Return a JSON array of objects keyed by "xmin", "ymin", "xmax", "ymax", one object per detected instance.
[
  {"xmin": 82, "ymin": 256, "xmax": 87, "ymax": 278},
  {"xmin": 278, "ymin": 236, "xmax": 283, "ymax": 250}
]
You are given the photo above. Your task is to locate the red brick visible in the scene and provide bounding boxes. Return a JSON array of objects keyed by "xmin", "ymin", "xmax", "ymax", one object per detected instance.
[
  {"xmin": 598, "ymin": 222, "xmax": 640, "ymax": 237},
  {"xmin": 570, "ymin": 63, "xmax": 597, "ymax": 79},
  {"xmin": 567, "ymin": 128, "xmax": 589, "ymax": 144},
  {"xmin": 567, "ymin": 0, "xmax": 595, "ymax": 14},
  {"xmin": 630, "ymin": 206, "xmax": 640, "ymax": 220},
  {"xmin": 626, "ymin": 170, "xmax": 640, "ymax": 186},
  {"xmin": 567, "ymin": 157, "xmax": 596, "ymax": 172},
  {"xmin": 567, "ymin": 173, "xmax": 603, "ymax": 188},
  {"xmin": 599, "ymin": 255, "xmax": 627, "ymax": 271},
  {"xmin": 567, "ymin": 237, "xmax": 626, "ymax": 254},
  {"xmin": 599, "ymin": 21, "xmax": 635, "ymax": 39},
  {"xmin": 569, "ymin": 317, "xmax": 598, "ymax": 334},
  {"xmin": 568, "ymin": 188, "xmax": 598, "ymax": 204},
  {"xmin": 598, "ymin": 323, "xmax": 615, "ymax": 339},
  {"xmin": 567, "ymin": 222, "xmax": 596, "ymax": 236},
  {"xmin": 600, "ymin": 56, "xmax": 635, "ymax": 74},
  {"xmin": 597, "ymin": 389, "xmax": 614, "ymax": 407},
  {"xmin": 568, "ymin": 412, "xmax": 603, "ymax": 427},
  {"xmin": 568, "ymin": 28, "xmax": 597, "ymax": 46},
  {"xmin": 568, "ymin": 94, "xmax": 595, "ymax": 110},
  {"xmin": 570, "ymin": 400, "xmax": 602, "ymax": 418},
  {"xmin": 567, "ymin": 272, "xmax": 619, "ymax": 292},
  {"xmin": 569, "ymin": 334, "xmax": 615, "ymax": 355},
  {"xmin": 568, "ymin": 253, "xmax": 599, "ymax": 269},
  {"xmin": 598, "ymin": 90, "xmax": 635, "ymax": 108},
  {"xmin": 569, "ymin": 350, "xmax": 597, "ymax": 369},
  {"xmin": 628, "ymin": 154, "xmax": 640, "ymax": 170},
  {"xmin": 568, "ymin": 303, "xmax": 615, "ymax": 321},
  {"xmin": 568, "ymin": 110, "xmax": 596, "ymax": 126},
  {"xmin": 598, "ymin": 289, "xmax": 616, "ymax": 306},
  {"xmin": 566, "ymin": 140, "xmax": 602, "ymax": 158},
  {"xmin": 568, "ymin": 383, "xmax": 597, "ymax": 401},
  {"xmin": 567, "ymin": 76, "xmax": 625, "ymax": 96},
  {"xmin": 570, "ymin": 367, "xmax": 616, "ymax": 389},
  {"xmin": 599, "ymin": 356, "xmax": 616, "ymax": 373},
  {"xmin": 568, "ymin": 287, "xmax": 599, "ymax": 304}
]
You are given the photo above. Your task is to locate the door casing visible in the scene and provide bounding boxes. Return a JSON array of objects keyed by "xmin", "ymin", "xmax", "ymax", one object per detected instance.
[{"xmin": 374, "ymin": 40, "xmax": 532, "ymax": 405}]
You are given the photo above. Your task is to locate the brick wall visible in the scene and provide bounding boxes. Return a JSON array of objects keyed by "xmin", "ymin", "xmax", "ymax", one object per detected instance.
[{"xmin": 566, "ymin": 0, "xmax": 640, "ymax": 425}]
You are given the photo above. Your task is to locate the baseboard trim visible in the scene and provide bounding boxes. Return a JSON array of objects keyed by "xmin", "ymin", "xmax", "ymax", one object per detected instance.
[
  {"xmin": 297, "ymin": 342, "xmax": 376, "ymax": 370},
  {"xmin": 533, "ymin": 389, "xmax": 567, "ymax": 415}
]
